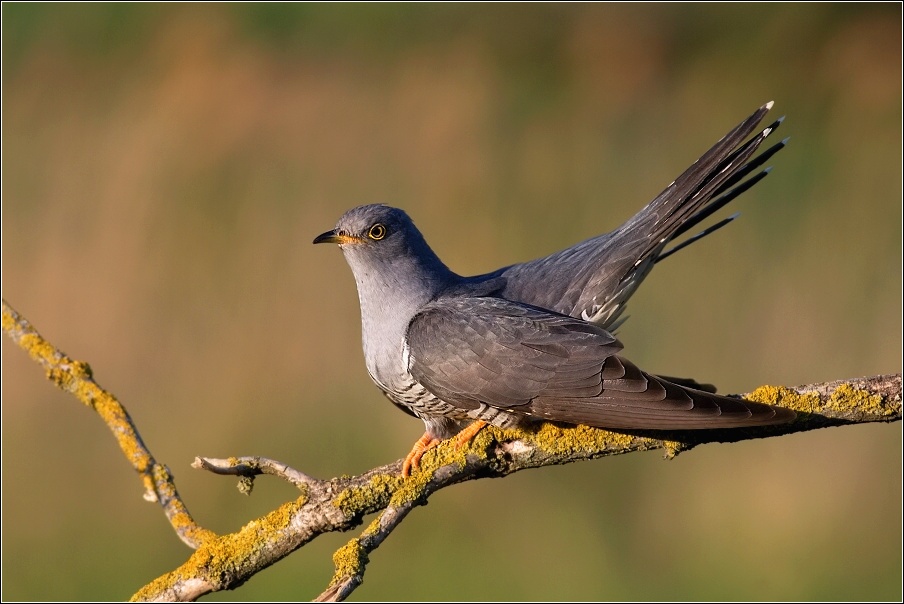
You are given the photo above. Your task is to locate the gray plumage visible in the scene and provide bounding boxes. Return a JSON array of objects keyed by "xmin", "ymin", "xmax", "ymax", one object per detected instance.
[{"xmin": 314, "ymin": 102, "xmax": 795, "ymax": 465}]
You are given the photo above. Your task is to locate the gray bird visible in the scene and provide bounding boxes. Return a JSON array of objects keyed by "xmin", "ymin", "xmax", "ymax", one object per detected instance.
[{"xmin": 314, "ymin": 101, "xmax": 795, "ymax": 477}]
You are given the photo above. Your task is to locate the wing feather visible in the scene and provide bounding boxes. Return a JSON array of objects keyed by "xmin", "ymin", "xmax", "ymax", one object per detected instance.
[{"xmin": 406, "ymin": 296, "xmax": 794, "ymax": 430}]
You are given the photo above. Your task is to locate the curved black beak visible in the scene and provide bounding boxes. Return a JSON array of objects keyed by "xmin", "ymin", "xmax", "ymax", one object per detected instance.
[
  {"xmin": 313, "ymin": 230, "xmax": 340, "ymax": 245},
  {"xmin": 313, "ymin": 230, "xmax": 361, "ymax": 245}
]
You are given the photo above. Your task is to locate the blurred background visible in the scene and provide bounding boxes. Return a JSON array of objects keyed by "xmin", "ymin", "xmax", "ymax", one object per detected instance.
[{"xmin": 2, "ymin": 4, "xmax": 901, "ymax": 601}]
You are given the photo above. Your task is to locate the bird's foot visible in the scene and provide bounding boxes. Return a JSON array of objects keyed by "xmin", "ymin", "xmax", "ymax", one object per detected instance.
[
  {"xmin": 401, "ymin": 433, "xmax": 441, "ymax": 478},
  {"xmin": 454, "ymin": 420, "xmax": 488, "ymax": 449},
  {"xmin": 401, "ymin": 421, "xmax": 489, "ymax": 478}
]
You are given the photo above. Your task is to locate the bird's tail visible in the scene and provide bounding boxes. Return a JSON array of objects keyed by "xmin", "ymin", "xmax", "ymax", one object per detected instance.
[
  {"xmin": 626, "ymin": 101, "xmax": 786, "ymax": 265},
  {"xmin": 527, "ymin": 357, "xmax": 797, "ymax": 430},
  {"xmin": 575, "ymin": 102, "xmax": 786, "ymax": 328},
  {"xmin": 491, "ymin": 102, "xmax": 786, "ymax": 331}
]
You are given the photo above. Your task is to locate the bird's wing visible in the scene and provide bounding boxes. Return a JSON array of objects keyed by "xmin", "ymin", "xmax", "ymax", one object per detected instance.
[
  {"xmin": 405, "ymin": 296, "xmax": 793, "ymax": 429},
  {"xmin": 490, "ymin": 102, "xmax": 786, "ymax": 330}
]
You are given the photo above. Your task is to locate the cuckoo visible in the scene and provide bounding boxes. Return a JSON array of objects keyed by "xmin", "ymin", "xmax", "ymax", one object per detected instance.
[{"xmin": 314, "ymin": 102, "xmax": 794, "ymax": 477}]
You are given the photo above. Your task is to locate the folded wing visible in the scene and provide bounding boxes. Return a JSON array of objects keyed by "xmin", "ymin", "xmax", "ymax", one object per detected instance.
[{"xmin": 406, "ymin": 296, "xmax": 794, "ymax": 429}]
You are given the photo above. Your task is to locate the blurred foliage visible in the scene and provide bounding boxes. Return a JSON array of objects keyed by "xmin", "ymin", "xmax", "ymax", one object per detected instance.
[{"xmin": 2, "ymin": 3, "xmax": 901, "ymax": 601}]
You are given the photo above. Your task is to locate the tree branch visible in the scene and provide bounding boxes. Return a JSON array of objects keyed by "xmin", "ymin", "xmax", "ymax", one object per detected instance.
[
  {"xmin": 1, "ymin": 299, "xmax": 213, "ymax": 549},
  {"xmin": 3, "ymin": 299, "xmax": 900, "ymax": 602},
  {"xmin": 191, "ymin": 456, "xmax": 317, "ymax": 492}
]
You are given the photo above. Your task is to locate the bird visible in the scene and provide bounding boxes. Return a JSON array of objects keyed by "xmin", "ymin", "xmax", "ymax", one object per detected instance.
[{"xmin": 313, "ymin": 101, "xmax": 795, "ymax": 477}]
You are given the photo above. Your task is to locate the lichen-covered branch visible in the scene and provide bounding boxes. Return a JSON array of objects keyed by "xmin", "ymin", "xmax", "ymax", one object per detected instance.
[
  {"xmin": 1, "ymin": 298, "xmax": 213, "ymax": 549},
  {"xmin": 309, "ymin": 373, "xmax": 902, "ymax": 602},
  {"xmin": 3, "ymin": 299, "xmax": 900, "ymax": 602}
]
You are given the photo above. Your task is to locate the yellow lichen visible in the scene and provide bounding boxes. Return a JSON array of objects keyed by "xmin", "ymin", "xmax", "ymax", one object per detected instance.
[
  {"xmin": 131, "ymin": 497, "xmax": 309, "ymax": 602},
  {"xmin": 360, "ymin": 515, "xmax": 384, "ymax": 538},
  {"xmin": 660, "ymin": 439, "xmax": 685, "ymax": 459},
  {"xmin": 330, "ymin": 539, "xmax": 367, "ymax": 586},
  {"xmin": 20, "ymin": 333, "xmax": 59, "ymax": 365},
  {"xmin": 492, "ymin": 422, "xmax": 652, "ymax": 458},
  {"xmin": 746, "ymin": 384, "xmax": 821, "ymax": 414},
  {"xmin": 189, "ymin": 496, "xmax": 304, "ymax": 574},
  {"xmin": 746, "ymin": 382, "xmax": 893, "ymax": 418},
  {"xmin": 827, "ymin": 382, "xmax": 892, "ymax": 417},
  {"xmin": 237, "ymin": 476, "xmax": 255, "ymax": 496},
  {"xmin": 130, "ymin": 570, "xmax": 185, "ymax": 601},
  {"xmin": 389, "ymin": 467, "xmax": 433, "ymax": 505},
  {"xmin": 0, "ymin": 307, "xmax": 15, "ymax": 333},
  {"xmin": 334, "ymin": 473, "xmax": 403, "ymax": 516}
]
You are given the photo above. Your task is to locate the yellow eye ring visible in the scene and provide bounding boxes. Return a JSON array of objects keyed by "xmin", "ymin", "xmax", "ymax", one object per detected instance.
[{"xmin": 368, "ymin": 224, "xmax": 387, "ymax": 240}]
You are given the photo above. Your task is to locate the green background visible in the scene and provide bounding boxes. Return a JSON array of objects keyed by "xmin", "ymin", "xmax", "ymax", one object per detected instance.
[{"xmin": 2, "ymin": 3, "xmax": 901, "ymax": 601}]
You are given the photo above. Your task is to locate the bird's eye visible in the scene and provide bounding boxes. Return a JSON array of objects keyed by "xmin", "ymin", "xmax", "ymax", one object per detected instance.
[{"xmin": 368, "ymin": 224, "xmax": 387, "ymax": 240}]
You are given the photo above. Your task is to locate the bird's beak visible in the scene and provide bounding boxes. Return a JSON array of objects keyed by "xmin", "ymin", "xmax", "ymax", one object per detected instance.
[{"xmin": 313, "ymin": 230, "xmax": 360, "ymax": 245}]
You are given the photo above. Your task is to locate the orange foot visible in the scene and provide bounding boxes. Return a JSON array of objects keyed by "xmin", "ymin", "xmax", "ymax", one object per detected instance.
[
  {"xmin": 401, "ymin": 421, "xmax": 490, "ymax": 478},
  {"xmin": 454, "ymin": 420, "xmax": 488, "ymax": 449},
  {"xmin": 402, "ymin": 433, "xmax": 440, "ymax": 478}
]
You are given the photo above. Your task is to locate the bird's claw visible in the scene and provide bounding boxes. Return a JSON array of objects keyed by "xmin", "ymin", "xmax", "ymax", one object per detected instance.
[
  {"xmin": 401, "ymin": 433, "xmax": 440, "ymax": 477},
  {"xmin": 401, "ymin": 421, "xmax": 489, "ymax": 477}
]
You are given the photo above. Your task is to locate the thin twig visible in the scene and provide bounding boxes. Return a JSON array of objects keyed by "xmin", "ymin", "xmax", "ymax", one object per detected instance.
[
  {"xmin": 1, "ymin": 298, "xmax": 213, "ymax": 549},
  {"xmin": 193, "ymin": 456, "xmax": 317, "ymax": 490}
]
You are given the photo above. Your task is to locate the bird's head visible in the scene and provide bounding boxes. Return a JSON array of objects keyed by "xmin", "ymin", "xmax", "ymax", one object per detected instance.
[
  {"xmin": 313, "ymin": 204, "xmax": 413, "ymax": 249},
  {"xmin": 314, "ymin": 204, "xmax": 457, "ymax": 289}
]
